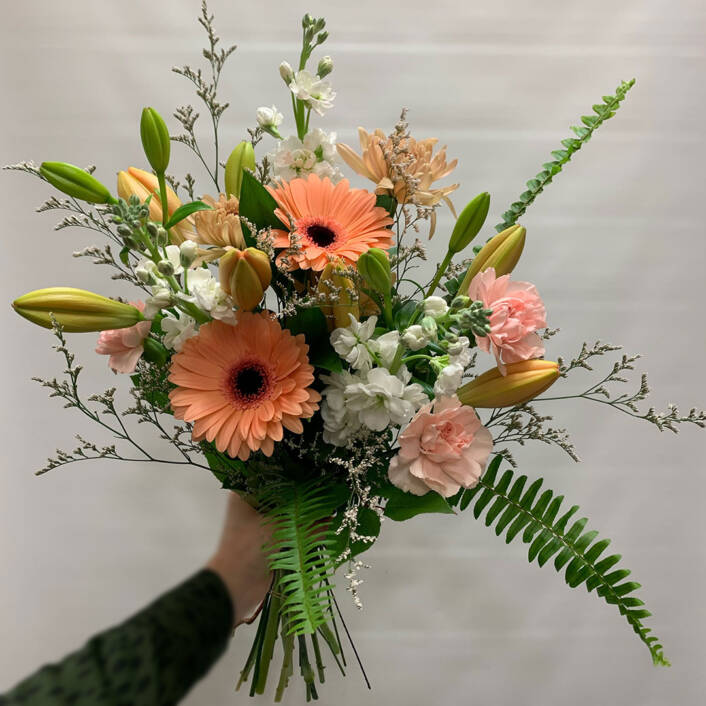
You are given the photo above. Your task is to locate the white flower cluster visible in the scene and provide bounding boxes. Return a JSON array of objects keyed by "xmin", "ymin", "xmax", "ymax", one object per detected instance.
[
  {"xmin": 321, "ymin": 314, "xmax": 428, "ymax": 445},
  {"xmin": 178, "ymin": 269, "xmax": 235, "ymax": 324},
  {"xmin": 284, "ymin": 66, "xmax": 336, "ymax": 116},
  {"xmin": 269, "ymin": 128, "xmax": 342, "ymax": 182}
]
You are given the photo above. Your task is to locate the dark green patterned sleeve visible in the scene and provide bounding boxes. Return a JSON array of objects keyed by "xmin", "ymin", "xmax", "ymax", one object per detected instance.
[{"xmin": 0, "ymin": 570, "xmax": 234, "ymax": 706}]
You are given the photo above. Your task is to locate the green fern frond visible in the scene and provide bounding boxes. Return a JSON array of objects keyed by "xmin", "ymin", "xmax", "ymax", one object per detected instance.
[
  {"xmin": 496, "ymin": 78, "xmax": 635, "ymax": 232},
  {"xmin": 455, "ymin": 456, "xmax": 669, "ymax": 666},
  {"xmin": 259, "ymin": 479, "xmax": 340, "ymax": 636}
]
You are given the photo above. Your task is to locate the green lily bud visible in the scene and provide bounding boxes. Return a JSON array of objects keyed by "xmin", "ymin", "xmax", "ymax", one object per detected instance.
[
  {"xmin": 39, "ymin": 162, "xmax": 114, "ymax": 204},
  {"xmin": 448, "ymin": 191, "xmax": 490, "ymax": 254},
  {"xmin": 13, "ymin": 287, "xmax": 144, "ymax": 332},
  {"xmin": 224, "ymin": 142, "xmax": 256, "ymax": 199},
  {"xmin": 357, "ymin": 248, "xmax": 391, "ymax": 295},
  {"xmin": 140, "ymin": 107, "xmax": 171, "ymax": 174},
  {"xmin": 458, "ymin": 224, "xmax": 526, "ymax": 294}
]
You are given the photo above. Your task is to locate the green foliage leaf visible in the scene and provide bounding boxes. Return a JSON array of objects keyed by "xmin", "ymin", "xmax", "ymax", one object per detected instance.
[
  {"xmin": 257, "ymin": 478, "xmax": 344, "ymax": 636},
  {"xmin": 285, "ymin": 307, "xmax": 342, "ymax": 372},
  {"xmin": 375, "ymin": 193, "xmax": 397, "ymax": 218},
  {"xmin": 239, "ymin": 170, "xmax": 281, "ymax": 247},
  {"xmin": 382, "ymin": 484, "xmax": 454, "ymax": 521},
  {"xmin": 164, "ymin": 200, "xmax": 212, "ymax": 229},
  {"xmin": 458, "ymin": 459, "xmax": 669, "ymax": 666},
  {"xmin": 496, "ymin": 79, "xmax": 635, "ymax": 231}
]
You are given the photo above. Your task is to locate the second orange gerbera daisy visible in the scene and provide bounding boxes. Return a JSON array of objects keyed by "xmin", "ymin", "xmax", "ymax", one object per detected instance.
[
  {"xmin": 168, "ymin": 313, "xmax": 321, "ymax": 461},
  {"xmin": 267, "ymin": 173, "xmax": 394, "ymax": 271}
]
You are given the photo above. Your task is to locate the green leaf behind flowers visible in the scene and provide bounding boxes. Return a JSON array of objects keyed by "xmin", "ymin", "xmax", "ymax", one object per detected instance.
[
  {"xmin": 451, "ymin": 456, "xmax": 669, "ymax": 666},
  {"xmin": 496, "ymin": 79, "xmax": 635, "ymax": 231},
  {"xmin": 382, "ymin": 484, "xmax": 454, "ymax": 521},
  {"xmin": 164, "ymin": 199, "xmax": 212, "ymax": 229},
  {"xmin": 285, "ymin": 307, "xmax": 342, "ymax": 372},
  {"xmin": 239, "ymin": 170, "xmax": 281, "ymax": 247}
]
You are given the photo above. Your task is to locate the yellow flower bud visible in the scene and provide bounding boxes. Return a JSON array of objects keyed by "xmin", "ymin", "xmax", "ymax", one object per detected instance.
[
  {"xmin": 12, "ymin": 287, "xmax": 144, "ymax": 332},
  {"xmin": 219, "ymin": 247, "xmax": 272, "ymax": 311},
  {"xmin": 117, "ymin": 167, "xmax": 192, "ymax": 244},
  {"xmin": 317, "ymin": 263, "xmax": 359, "ymax": 330},
  {"xmin": 457, "ymin": 224, "xmax": 526, "ymax": 294},
  {"xmin": 457, "ymin": 359, "xmax": 559, "ymax": 408}
]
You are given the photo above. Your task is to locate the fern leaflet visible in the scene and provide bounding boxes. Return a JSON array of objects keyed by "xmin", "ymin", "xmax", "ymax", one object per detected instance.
[
  {"xmin": 453, "ymin": 456, "xmax": 668, "ymax": 666},
  {"xmin": 496, "ymin": 79, "xmax": 635, "ymax": 231},
  {"xmin": 259, "ymin": 478, "xmax": 340, "ymax": 636}
]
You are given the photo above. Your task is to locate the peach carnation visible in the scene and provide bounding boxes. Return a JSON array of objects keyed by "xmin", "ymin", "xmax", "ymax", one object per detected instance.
[
  {"xmin": 388, "ymin": 396, "xmax": 493, "ymax": 498},
  {"xmin": 266, "ymin": 173, "xmax": 393, "ymax": 271},
  {"xmin": 95, "ymin": 301, "xmax": 152, "ymax": 374},
  {"xmin": 468, "ymin": 267, "xmax": 547, "ymax": 372},
  {"xmin": 168, "ymin": 314, "xmax": 321, "ymax": 461}
]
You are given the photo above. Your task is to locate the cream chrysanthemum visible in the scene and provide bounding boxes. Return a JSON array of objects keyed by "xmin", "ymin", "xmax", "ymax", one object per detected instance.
[
  {"xmin": 192, "ymin": 193, "xmax": 246, "ymax": 249},
  {"xmin": 168, "ymin": 314, "xmax": 320, "ymax": 460}
]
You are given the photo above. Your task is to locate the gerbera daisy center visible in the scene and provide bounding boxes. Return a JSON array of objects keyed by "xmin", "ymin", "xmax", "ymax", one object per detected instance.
[
  {"xmin": 228, "ymin": 360, "xmax": 271, "ymax": 406},
  {"xmin": 295, "ymin": 215, "xmax": 345, "ymax": 251}
]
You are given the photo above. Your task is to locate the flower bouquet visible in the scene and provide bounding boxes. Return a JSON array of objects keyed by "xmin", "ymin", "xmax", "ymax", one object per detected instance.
[{"xmin": 7, "ymin": 4, "xmax": 705, "ymax": 701}]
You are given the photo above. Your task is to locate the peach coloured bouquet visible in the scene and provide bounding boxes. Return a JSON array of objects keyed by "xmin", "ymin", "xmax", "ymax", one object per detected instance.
[{"xmin": 7, "ymin": 5, "xmax": 704, "ymax": 701}]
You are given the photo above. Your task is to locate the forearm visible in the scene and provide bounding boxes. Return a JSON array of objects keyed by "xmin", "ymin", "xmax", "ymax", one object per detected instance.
[{"xmin": 0, "ymin": 570, "xmax": 233, "ymax": 706}]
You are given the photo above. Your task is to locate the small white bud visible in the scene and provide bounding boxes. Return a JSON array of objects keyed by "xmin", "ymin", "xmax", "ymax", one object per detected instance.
[
  {"xmin": 256, "ymin": 105, "xmax": 284, "ymax": 130},
  {"xmin": 279, "ymin": 61, "xmax": 294, "ymax": 84},
  {"xmin": 423, "ymin": 295, "xmax": 449, "ymax": 319},
  {"xmin": 317, "ymin": 55, "xmax": 333, "ymax": 78},
  {"xmin": 179, "ymin": 240, "xmax": 198, "ymax": 268}
]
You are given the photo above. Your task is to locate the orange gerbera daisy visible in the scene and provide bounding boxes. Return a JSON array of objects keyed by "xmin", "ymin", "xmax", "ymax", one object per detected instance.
[
  {"xmin": 168, "ymin": 314, "xmax": 321, "ymax": 461},
  {"xmin": 267, "ymin": 173, "xmax": 393, "ymax": 271}
]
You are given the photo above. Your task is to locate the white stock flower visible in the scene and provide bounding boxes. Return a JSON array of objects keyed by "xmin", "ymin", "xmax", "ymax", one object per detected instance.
[
  {"xmin": 423, "ymin": 296, "xmax": 449, "ymax": 319},
  {"xmin": 256, "ymin": 105, "xmax": 283, "ymax": 129},
  {"xmin": 144, "ymin": 286, "xmax": 173, "ymax": 318},
  {"xmin": 288, "ymin": 70, "xmax": 335, "ymax": 116},
  {"xmin": 345, "ymin": 367, "xmax": 427, "ymax": 432},
  {"xmin": 369, "ymin": 330, "xmax": 400, "ymax": 369},
  {"xmin": 135, "ymin": 258, "xmax": 163, "ymax": 285},
  {"xmin": 448, "ymin": 335, "xmax": 473, "ymax": 368},
  {"xmin": 320, "ymin": 370, "xmax": 363, "ymax": 445},
  {"xmin": 401, "ymin": 324, "xmax": 432, "ymax": 351},
  {"xmin": 330, "ymin": 314, "xmax": 377, "ymax": 371},
  {"xmin": 433, "ymin": 362, "xmax": 465, "ymax": 398},
  {"xmin": 163, "ymin": 245, "xmax": 184, "ymax": 276},
  {"xmin": 179, "ymin": 240, "xmax": 199, "ymax": 268},
  {"xmin": 179, "ymin": 268, "xmax": 235, "ymax": 324},
  {"xmin": 269, "ymin": 128, "xmax": 342, "ymax": 182},
  {"xmin": 161, "ymin": 311, "xmax": 198, "ymax": 352}
]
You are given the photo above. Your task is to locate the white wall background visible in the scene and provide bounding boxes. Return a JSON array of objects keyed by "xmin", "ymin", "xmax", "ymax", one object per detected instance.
[{"xmin": 1, "ymin": 1, "xmax": 705, "ymax": 704}]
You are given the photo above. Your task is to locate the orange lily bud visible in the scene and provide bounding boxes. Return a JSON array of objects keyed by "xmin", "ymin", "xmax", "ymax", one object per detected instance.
[
  {"xmin": 219, "ymin": 247, "xmax": 272, "ymax": 311},
  {"xmin": 457, "ymin": 359, "xmax": 559, "ymax": 408},
  {"xmin": 317, "ymin": 263, "xmax": 359, "ymax": 330}
]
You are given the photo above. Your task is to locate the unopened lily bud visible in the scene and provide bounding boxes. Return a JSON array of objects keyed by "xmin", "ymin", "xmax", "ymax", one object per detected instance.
[
  {"xmin": 279, "ymin": 61, "xmax": 294, "ymax": 84},
  {"xmin": 458, "ymin": 224, "xmax": 526, "ymax": 294},
  {"xmin": 140, "ymin": 107, "xmax": 171, "ymax": 174},
  {"xmin": 179, "ymin": 240, "xmax": 198, "ymax": 268},
  {"xmin": 457, "ymin": 359, "xmax": 559, "ymax": 408},
  {"xmin": 224, "ymin": 142, "xmax": 256, "ymax": 199},
  {"xmin": 317, "ymin": 55, "xmax": 333, "ymax": 78},
  {"xmin": 317, "ymin": 262, "xmax": 359, "ymax": 330},
  {"xmin": 448, "ymin": 191, "xmax": 490, "ymax": 254},
  {"xmin": 13, "ymin": 287, "xmax": 144, "ymax": 332},
  {"xmin": 357, "ymin": 248, "xmax": 391, "ymax": 296},
  {"xmin": 117, "ymin": 168, "xmax": 191, "ymax": 244},
  {"xmin": 219, "ymin": 247, "xmax": 272, "ymax": 311},
  {"xmin": 40, "ymin": 162, "xmax": 114, "ymax": 204}
]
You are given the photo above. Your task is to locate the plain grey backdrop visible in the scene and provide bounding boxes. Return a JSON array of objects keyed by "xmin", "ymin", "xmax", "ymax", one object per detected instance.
[{"xmin": 1, "ymin": 1, "xmax": 704, "ymax": 704}]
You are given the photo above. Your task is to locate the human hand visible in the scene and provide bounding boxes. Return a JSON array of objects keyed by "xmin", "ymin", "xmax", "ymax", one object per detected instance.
[{"xmin": 206, "ymin": 492, "xmax": 273, "ymax": 628}]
